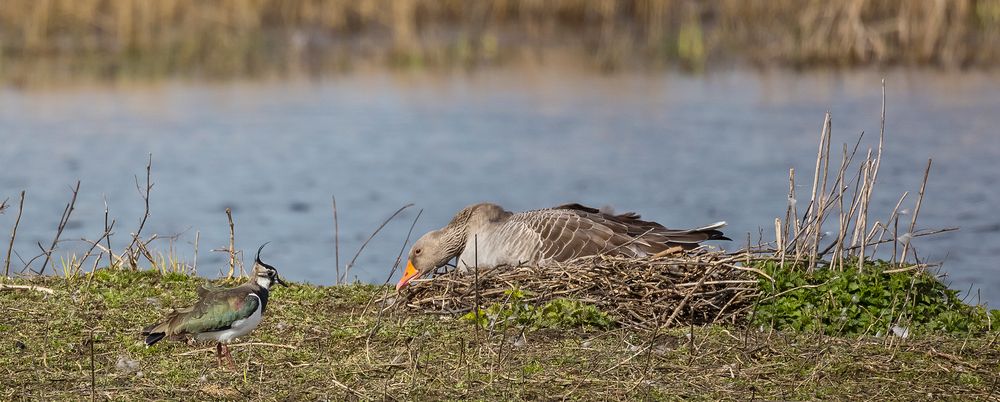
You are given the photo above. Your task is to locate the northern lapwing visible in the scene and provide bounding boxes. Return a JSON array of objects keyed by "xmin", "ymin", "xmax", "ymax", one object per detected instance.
[
  {"xmin": 397, "ymin": 202, "xmax": 729, "ymax": 290},
  {"xmin": 141, "ymin": 243, "xmax": 287, "ymax": 367}
]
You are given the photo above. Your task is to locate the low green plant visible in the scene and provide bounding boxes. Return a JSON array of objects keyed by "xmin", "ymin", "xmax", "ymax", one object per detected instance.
[
  {"xmin": 151, "ymin": 252, "xmax": 192, "ymax": 275},
  {"xmin": 462, "ymin": 288, "xmax": 614, "ymax": 330},
  {"xmin": 753, "ymin": 259, "xmax": 1000, "ymax": 335},
  {"xmin": 522, "ymin": 360, "xmax": 543, "ymax": 376},
  {"xmin": 57, "ymin": 255, "xmax": 82, "ymax": 279}
]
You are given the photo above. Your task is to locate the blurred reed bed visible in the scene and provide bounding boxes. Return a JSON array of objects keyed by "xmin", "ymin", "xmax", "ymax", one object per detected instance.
[{"xmin": 1, "ymin": 0, "xmax": 1000, "ymax": 85}]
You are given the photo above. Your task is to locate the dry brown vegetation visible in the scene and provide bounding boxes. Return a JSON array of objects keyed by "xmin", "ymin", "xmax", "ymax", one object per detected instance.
[{"xmin": 2, "ymin": 0, "xmax": 999, "ymax": 84}]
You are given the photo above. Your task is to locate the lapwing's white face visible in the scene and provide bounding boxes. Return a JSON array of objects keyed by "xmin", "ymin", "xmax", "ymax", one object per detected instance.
[
  {"xmin": 253, "ymin": 261, "xmax": 286, "ymax": 289},
  {"xmin": 251, "ymin": 242, "xmax": 287, "ymax": 289}
]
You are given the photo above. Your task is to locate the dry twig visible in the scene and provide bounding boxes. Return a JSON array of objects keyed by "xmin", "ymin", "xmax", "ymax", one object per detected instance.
[
  {"xmin": 0, "ymin": 283, "xmax": 55, "ymax": 294},
  {"xmin": 4, "ymin": 190, "xmax": 25, "ymax": 277},
  {"xmin": 37, "ymin": 181, "xmax": 81, "ymax": 274}
]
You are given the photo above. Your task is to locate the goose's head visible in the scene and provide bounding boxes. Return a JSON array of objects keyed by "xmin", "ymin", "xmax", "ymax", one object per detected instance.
[{"xmin": 396, "ymin": 229, "xmax": 463, "ymax": 291}]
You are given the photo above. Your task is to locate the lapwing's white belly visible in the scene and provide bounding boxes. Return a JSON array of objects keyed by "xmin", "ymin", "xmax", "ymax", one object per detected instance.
[{"xmin": 194, "ymin": 294, "xmax": 264, "ymax": 343}]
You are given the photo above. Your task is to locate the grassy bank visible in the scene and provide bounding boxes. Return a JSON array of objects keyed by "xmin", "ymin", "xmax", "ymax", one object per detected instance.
[
  {"xmin": 1, "ymin": 268, "xmax": 998, "ymax": 401},
  {"xmin": 3, "ymin": 0, "xmax": 1000, "ymax": 85}
]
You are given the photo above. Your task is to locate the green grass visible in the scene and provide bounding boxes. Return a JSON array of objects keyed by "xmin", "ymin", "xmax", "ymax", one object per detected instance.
[{"xmin": 2, "ymin": 268, "xmax": 999, "ymax": 400}]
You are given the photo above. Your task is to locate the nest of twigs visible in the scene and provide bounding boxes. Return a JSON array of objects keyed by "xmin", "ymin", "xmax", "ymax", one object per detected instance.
[{"xmin": 398, "ymin": 252, "xmax": 765, "ymax": 329}]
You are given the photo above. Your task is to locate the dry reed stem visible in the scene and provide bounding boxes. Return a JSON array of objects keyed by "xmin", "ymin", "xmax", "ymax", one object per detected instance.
[
  {"xmin": 342, "ymin": 203, "xmax": 413, "ymax": 284},
  {"xmin": 805, "ymin": 114, "xmax": 827, "ymax": 254},
  {"xmin": 102, "ymin": 197, "xmax": 112, "ymax": 265},
  {"xmin": 872, "ymin": 79, "xmax": 886, "ymax": 192},
  {"xmin": 789, "ymin": 133, "xmax": 852, "ymax": 261},
  {"xmin": 772, "ymin": 81, "xmax": 951, "ymax": 276},
  {"xmin": 85, "ymin": 241, "xmax": 127, "ymax": 268},
  {"xmin": 73, "ymin": 218, "xmax": 116, "ymax": 275},
  {"xmin": 824, "ymin": 134, "xmax": 867, "ymax": 263},
  {"xmin": 808, "ymin": 113, "xmax": 833, "ymax": 270},
  {"xmin": 831, "ymin": 144, "xmax": 850, "ymax": 270},
  {"xmin": 193, "ymin": 231, "xmax": 199, "ymax": 275},
  {"xmin": 880, "ymin": 193, "xmax": 909, "ymax": 263},
  {"xmin": 37, "ymin": 181, "xmax": 80, "ymax": 274},
  {"xmin": 225, "ymin": 207, "xmax": 236, "ymax": 279},
  {"xmin": 840, "ymin": 227, "xmax": 957, "ymax": 254},
  {"xmin": 855, "ymin": 153, "xmax": 873, "ymax": 271},
  {"xmin": 784, "ymin": 168, "xmax": 795, "ymax": 267},
  {"xmin": 860, "ymin": 154, "xmax": 881, "ymax": 266},
  {"xmin": 851, "ymin": 81, "xmax": 888, "ymax": 269},
  {"xmin": 901, "ymin": 159, "xmax": 932, "ymax": 262},
  {"xmin": 4, "ymin": 190, "xmax": 25, "ymax": 277},
  {"xmin": 0, "ymin": 283, "xmax": 55, "ymax": 294},
  {"xmin": 774, "ymin": 218, "xmax": 783, "ymax": 256},
  {"xmin": 124, "ymin": 155, "xmax": 153, "ymax": 270},
  {"xmin": 652, "ymin": 245, "xmax": 684, "ymax": 258},
  {"xmin": 360, "ymin": 208, "xmax": 422, "ymax": 320},
  {"xmin": 332, "ymin": 195, "xmax": 340, "ymax": 285}
]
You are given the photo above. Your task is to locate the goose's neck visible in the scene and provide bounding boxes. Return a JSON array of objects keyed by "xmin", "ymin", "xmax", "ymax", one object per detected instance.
[
  {"xmin": 438, "ymin": 220, "xmax": 473, "ymax": 257},
  {"xmin": 442, "ymin": 203, "xmax": 508, "ymax": 257}
]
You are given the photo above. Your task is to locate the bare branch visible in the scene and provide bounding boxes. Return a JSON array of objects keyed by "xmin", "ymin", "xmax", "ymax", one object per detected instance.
[
  {"xmin": 40, "ymin": 181, "xmax": 81, "ymax": 274},
  {"xmin": 4, "ymin": 190, "xmax": 25, "ymax": 277}
]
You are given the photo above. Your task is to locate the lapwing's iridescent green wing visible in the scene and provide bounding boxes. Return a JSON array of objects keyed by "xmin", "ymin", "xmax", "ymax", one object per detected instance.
[
  {"xmin": 174, "ymin": 288, "xmax": 259, "ymax": 334},
  {"xmin": 196, "ymin": 283, "xmax": 224, "ymax": 298}
]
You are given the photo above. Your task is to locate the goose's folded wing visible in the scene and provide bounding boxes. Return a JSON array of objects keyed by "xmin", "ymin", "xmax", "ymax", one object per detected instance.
[
  {"xmin": 559, "ymin": 203, "xmax": 729, "ymax": 243},
  {"xmin": 521, "ymin": 210, "xmax": 636, "ymax": 261}
]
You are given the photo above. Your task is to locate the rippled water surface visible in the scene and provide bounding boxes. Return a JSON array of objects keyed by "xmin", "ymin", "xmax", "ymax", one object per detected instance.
[{"xmin": 1, "ymin": 69, "xmax": 998, "ymax": 303}]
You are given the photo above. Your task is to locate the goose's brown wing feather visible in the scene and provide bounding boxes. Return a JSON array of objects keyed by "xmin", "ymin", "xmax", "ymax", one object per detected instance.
[
  {"xmin": 555, "ymin": 203, "xmax": 668, "ymax": 236},
  {"xmin": 555, "ymin": 203, "xmax": 661, "ymax": 227},
  {"xmin": 515, "ymin": 209, "xmax": 653, "ymax": 262},
  {"xmin": 520, "ymin": 204, "xmax": 728, "ymax": 262},
  {"xmin": 558, "ymin": 203, "xmax": 729, "ymax": 244}
]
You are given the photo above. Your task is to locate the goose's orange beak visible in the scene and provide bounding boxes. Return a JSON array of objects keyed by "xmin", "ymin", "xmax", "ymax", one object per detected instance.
[{"xmin": 395, "ymin": 260, "xmax": 420, "ymax": 291}]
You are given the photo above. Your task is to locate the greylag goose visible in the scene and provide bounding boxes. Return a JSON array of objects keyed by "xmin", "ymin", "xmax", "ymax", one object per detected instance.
[{"xmin": 396, "ymin": 203, "xmax": 729, "ymax": 290}]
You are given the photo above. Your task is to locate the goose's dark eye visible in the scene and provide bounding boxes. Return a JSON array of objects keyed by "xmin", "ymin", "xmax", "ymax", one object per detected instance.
[{"xmin": 414, "ymin": 248, "xmax": 422, "ymax": 256}]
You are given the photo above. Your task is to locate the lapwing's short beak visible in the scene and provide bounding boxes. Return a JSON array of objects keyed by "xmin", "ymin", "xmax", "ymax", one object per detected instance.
[
  {"xmin": 395, "ymin": 260, "xmax": 420, "ymax": 291},
  {"xmin": 275, "ymin": 275, "xmax": 289, "ymax": 287}
]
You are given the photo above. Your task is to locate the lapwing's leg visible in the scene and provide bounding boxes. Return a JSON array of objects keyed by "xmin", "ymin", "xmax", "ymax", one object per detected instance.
[
  {"xmin": 215, "ymin": 343, "xmax": 223, "ymax": 367},
  {"xmin": 223, "ymin": 344, "xmax": 237, "ymax": 369}
]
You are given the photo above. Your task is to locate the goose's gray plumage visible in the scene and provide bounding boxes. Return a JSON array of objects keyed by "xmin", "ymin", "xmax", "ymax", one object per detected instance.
[{"xmin": 396, "ymin": 203, "xmax": 729, "ymax": 290}]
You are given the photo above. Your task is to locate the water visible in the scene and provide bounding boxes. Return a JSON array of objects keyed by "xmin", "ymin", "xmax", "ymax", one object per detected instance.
[{"xmin": 1, "ymin": 68, "xmax": 998, "ymax": 304}]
